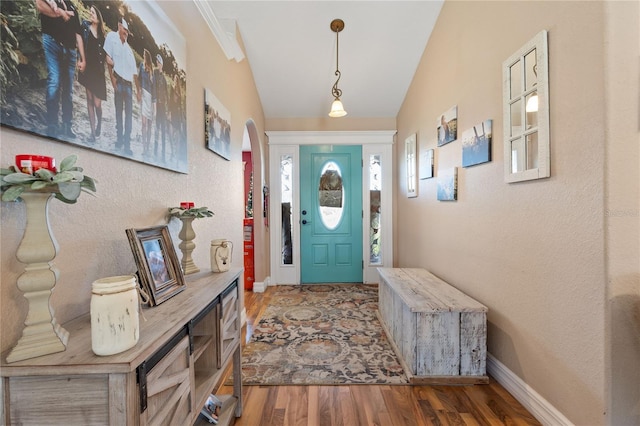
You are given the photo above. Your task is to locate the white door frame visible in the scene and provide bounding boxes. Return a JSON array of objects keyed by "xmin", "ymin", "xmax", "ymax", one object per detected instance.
[{"xmin": 267, "ymin": 131, "xmax": 395, "ymax": 285}]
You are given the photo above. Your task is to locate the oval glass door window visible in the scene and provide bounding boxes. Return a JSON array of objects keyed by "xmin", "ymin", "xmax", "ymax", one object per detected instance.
[{"xmin": 318, "ymin": 161, "xmax": 344, "ymax": 230}]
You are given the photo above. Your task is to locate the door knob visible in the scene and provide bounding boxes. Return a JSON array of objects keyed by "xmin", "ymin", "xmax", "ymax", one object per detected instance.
[
  {"xmin": 302, "ymin": 210, "xmax": 307, "ymax": 215},
  {"xmin": 302, "ymin": 219, "xmax": 310, "ymax": 225}
]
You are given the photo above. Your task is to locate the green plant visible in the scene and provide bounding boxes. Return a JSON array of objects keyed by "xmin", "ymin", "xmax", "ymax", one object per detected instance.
[
  {"xmin": 1, "ymin": 154, "xmax": 97, "ymax": 204},
  {"xmin": 168, "ymin": 206, "xmax": 214, "ymax": 219}
]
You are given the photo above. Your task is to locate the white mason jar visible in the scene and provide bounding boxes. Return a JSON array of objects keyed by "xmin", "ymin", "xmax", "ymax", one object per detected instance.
[
  {"xmin": 210, "ymin": 239, "xmax": 232, "ymax": 272},
  {"xmin": 90, "ymin": 275, "xmax": 140, "ymax": 356}
]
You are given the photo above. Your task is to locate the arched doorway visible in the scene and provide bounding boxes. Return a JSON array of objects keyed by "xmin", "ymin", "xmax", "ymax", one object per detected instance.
[{"xmin": 242, "ymin": 120, "xmax": 267, "ymax": 290}]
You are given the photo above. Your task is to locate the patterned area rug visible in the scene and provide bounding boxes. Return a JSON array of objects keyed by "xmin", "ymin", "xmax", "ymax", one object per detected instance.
[{"xmin": 242, "ymin": 284, "xmax": 408, "ymax": 385}]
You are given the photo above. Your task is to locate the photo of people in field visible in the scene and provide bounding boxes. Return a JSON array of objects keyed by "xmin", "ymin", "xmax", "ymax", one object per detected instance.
[{"xmin": 1, "ymin": 0, "xmax": 188, "ymax": 173}]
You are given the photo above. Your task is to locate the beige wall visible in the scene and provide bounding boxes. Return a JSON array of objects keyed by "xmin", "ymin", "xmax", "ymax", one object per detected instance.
[
  {"xmin": 266, "ymin": 117, "xmax": 396, "ymax": 132},
  {"xmin": 0, "ymin": 2, "xmax": 266, "ymax": 353},
  {"xmin": 604, "ymin": 1, "xmax": 640, "ymax": 425},
  {"xmin": 396, "ymin": 1, "xmax": 638, "ymax": 424}
]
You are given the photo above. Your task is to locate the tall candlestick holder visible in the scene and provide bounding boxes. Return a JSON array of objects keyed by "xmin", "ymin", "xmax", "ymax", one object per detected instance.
[
  {"xmin": 2, "ymin": 154, "xmax": 96, "ymax": 363},
  {"xmin": 6, "ymin": 191, "xmax": 69, "ymax": 363},
  {"xmin": 168, "ymin": 205, "xmax": 214, "ymax": 276},
  {"xmin": 178, "ymin": 216, "xmax": 199, "ymax": 275}
]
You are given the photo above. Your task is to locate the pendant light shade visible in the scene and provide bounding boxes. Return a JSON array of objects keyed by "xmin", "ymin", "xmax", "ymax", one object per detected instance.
[
  {"xmin": 328, "ymin": 19, "xmax": 347, "ymax": 118},
  {"xmin": 329, "ymin": 99, "xmax": 347, "ymax": 118}
]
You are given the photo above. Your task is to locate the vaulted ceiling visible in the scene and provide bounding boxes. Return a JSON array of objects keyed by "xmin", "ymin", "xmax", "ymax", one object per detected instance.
[{"xmin": 204, "ymin": 1, "xmax": 444, "ymax": 120}]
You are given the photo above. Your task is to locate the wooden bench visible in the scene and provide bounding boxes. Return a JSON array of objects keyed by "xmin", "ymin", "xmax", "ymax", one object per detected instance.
[{"xmin": 377, "ymin": 268, "xmax": 488, "ymax": 384}]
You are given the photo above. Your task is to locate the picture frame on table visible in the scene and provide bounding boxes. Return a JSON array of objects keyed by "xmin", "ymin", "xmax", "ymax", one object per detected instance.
[{"xmin": 126, "ymin": 225, "xmax": 185, "ymax": 306}]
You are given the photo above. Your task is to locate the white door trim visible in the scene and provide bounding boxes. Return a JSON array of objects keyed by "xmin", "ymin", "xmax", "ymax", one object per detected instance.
[{"xmin": 267, "ymin": 130, "xmax": 396, "ymax": 285}]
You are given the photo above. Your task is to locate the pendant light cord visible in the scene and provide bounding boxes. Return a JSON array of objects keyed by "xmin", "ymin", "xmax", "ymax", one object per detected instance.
[{"xmin": 332, "ymin": 29, "xmax": 342, "ymax": 99}]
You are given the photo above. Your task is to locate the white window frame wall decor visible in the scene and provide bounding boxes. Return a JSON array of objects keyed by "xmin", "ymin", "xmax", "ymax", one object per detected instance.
[
  {"xmin": 267, "ymin": 131, "xmax": 395, "ymax": 285},
  {"xmin": 502, "ymin": 30, "xmax": 550, "ymax": 183},
  {"xmin": 405, "ymin": 133, "xmax": 418, "ymax": 197}
]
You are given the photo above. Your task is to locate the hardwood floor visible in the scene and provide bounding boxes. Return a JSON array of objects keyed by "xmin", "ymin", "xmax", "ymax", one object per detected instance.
[{"xmin": 217, "ymin": 287, "xmax": 541, "ymax": 426}]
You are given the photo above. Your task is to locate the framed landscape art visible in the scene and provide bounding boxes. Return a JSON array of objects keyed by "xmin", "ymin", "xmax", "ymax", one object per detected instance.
[
  {"xmin": 0, "ymin": 0, "xmax": 188, "ymax": 173},
  {"xmin": 462, "ymin": 119, "xmax": 492, "ymax": 167},
  {"xmin": 437, "ymin": 167, "xmax": 458, "ymax": 201}
]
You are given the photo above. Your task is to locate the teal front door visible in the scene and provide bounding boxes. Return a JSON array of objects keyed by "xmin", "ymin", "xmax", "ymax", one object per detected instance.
[{"xmin": 300, "ymin": 145, "xmax": 362, "ymax": 283}]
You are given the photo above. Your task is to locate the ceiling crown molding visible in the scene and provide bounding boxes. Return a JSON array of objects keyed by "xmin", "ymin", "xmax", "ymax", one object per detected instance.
[{"xmin": 193, "ymin": 0, "xmax": 244, "ymax": 62}]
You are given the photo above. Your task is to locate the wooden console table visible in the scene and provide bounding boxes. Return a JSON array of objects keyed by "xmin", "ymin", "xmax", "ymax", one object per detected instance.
[
  {"xmin": 1, "ymin": 268, "xmax": 243, "ymax": 425},
  {"xmin": 378, "ymin": 267, "xmax": 488, "ymax": 384}
]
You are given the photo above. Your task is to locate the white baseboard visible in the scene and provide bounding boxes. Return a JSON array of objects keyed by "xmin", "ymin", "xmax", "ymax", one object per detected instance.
[
  {"xmin": 252, "ymin": 281, "xmax": 266, "ymax": 293},
  {"xmin": 487, "ymin": 353, "xmax": 574, "ymax": 426}
]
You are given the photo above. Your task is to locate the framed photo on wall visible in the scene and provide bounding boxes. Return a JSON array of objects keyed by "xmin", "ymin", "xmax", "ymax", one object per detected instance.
[
  {"xmin": 1, "ymin": 1, "xmax": 188, "ymax": 173},
  {"xmin": 204, "ymin": 88, "xmax": 231, "ymax": 160},
  {"xmin": 462, "ymin": 119, "xmax": 492, "ymax": 167},
  {"xmin": 437, "ymin": 167, "xmax": 458, "ymax": 201},
  {"xmin": 420, "ymin": 148, "xmax": 435, "ymax": 179},
  {"xmin": 437, "ymin": 105, "xmax": 458, "ymax": 147}
]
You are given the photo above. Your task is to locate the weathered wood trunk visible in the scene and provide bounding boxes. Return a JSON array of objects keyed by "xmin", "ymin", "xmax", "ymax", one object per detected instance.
[{"xmin": 377, "ymin": 267, "xmax": 488, "ymax": 384}]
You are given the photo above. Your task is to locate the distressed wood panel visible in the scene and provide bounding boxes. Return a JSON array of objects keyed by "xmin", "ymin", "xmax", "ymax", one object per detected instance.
[
  {"xmin": 141, "ymin": 336, "xmax": 192, "ymax": 426},
  {"xmin": 460, "ymin": 312, "xmax": 487, "ymax": 376},
  {"xmin": 378, "ymin": 279, "xmax": 391, "ymax": 329},
  {"xmin": 401, "ymin": 300, "xmax": 416, "ymax": 373},
  {"xmin": 8, "ymin": 375, "xmax": 109, "ymax": 424},
  {"xmin": 392, "ymin": 286, "xmax": 404, "ymax": 348},
  {"xmin": 416, "ymin": 312, "xmax": 460, "ymax": 376},
  {"xmin": 404, "ymin": 268, "xmax": 480, "ymax": 309},
  {"xmin": 221, "ymin": 284, "xmax": 240, "ymax": 366},
  {"xmin": 108, "ymin": 373, "xmax": 132, "ymax": 425}
]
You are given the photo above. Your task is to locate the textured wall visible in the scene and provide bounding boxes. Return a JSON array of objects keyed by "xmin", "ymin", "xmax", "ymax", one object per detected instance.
[
  {"xmin": 396, "ymin": 1, "xmax": 613, "ymax": 424},
  {"xmin": 0, "ymin": 1, "xmax": 266, "ymax": 353},
  {"xmin": 604, "ymin": 1, "xmax": 640, "ymax": 424}
]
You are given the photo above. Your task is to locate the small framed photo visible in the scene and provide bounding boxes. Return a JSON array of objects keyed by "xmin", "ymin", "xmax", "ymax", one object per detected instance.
[
  {"xmin": 437, "ymin": 167, "xmax": 458, "ymax": 201},
  {"xmin": 420, "ymin": 148, "xmax": 435, "ymax": 179},
  {"xmin": 126, "ymin": 225, "xmax": 185, "ymax": 306},
  {"xmin": 437, "ymin": 105, "xmax": 458, "ymax": 147}
]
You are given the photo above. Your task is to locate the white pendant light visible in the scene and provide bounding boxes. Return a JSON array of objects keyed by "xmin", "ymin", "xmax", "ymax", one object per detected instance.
[
  {"xmin": 328, "ymin": 19, "xmax": 347, "ymax": 118},
  {"xmin": 329, "ymin": 99, "xmax": 347, "ymax": 118}
]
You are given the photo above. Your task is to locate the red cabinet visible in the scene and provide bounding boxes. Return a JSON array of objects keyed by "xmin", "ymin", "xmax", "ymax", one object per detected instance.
[{"xmin": 243, "ymin": 218, "xmax": 254, "ymax": 290}]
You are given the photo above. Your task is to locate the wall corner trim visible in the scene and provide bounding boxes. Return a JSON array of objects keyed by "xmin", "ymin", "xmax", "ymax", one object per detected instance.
[
  {"xmin": 193, "ymin": 0, "xmax": 245, "ymax": 62},
  {"xmin": 487, "ymin": 353, "xmax": 575, "ymax": 426}
]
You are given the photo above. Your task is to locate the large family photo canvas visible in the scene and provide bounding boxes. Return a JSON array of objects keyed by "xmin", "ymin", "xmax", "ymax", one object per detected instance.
[{"xmin": 0, "ymin": 0, "xmax": 188, "ymax": 173}]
